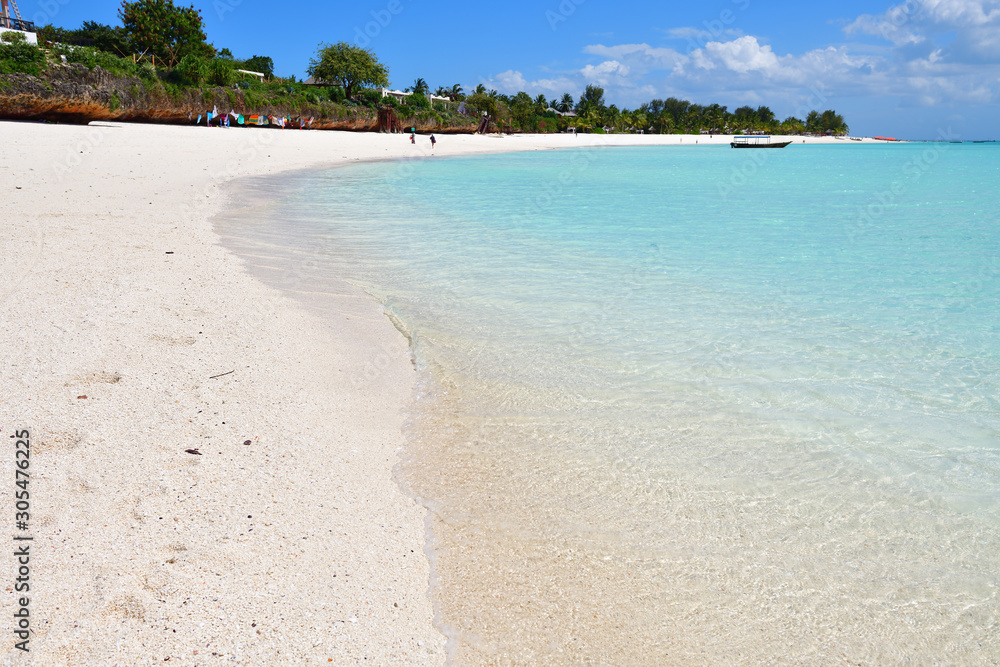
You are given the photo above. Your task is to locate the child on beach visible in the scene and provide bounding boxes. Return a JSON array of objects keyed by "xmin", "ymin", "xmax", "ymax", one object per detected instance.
[
  {"xmin": 410, "ymin": 132, "xmax": 415, "ymax": 144},
  {"xmin": 430, "ymin": 134, "xmax": 436, "ymax": 150}
]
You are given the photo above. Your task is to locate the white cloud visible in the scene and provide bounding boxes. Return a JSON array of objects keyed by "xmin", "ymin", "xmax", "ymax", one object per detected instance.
[
  {"xmin": 703, "ymin": 36, "xmax": 781, "ymax": 74},
  {"xmin": 491, "ymin": 70, "xmax": 529, "ymax": 91},
  {"xmin": 583, "ymin": 43, "xmax": 685, "ymax": 70},
  {"xmin": 580, "ymin": 60, "xmax": 630, "ymax": 81},
  {"xmin": 481, "ymin": 70, "xmax": 580, "ymax": 98},
  {"xmin": 846, "ymin": 0, "xmax": 1000, "ymax": 61},
  {"xmin": 481, "ymin": 3, "xmax": 1000, "ymax": 120}
]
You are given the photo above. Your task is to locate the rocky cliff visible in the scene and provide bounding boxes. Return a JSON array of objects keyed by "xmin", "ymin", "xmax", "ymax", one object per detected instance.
[{"xmin": 0, "ymin": 64, "xmax": 477, "ymax": 132}]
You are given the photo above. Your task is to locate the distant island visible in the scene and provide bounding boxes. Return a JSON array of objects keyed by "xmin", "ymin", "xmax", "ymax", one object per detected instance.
[{"xmin": 0, "ymin": 0, "xmax": 849, "ymax": 135}]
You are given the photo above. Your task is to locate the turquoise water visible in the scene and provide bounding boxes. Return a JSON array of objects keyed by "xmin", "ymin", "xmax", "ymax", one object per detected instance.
[{"xmin": 221, "ymin": 144, "xmax": 1000, "ymax": 663}]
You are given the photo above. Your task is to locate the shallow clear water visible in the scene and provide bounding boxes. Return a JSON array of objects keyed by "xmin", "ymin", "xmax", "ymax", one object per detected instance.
[{"xmin": 218, "ymin": 144, "xmax": 1000, "ymax": 663}]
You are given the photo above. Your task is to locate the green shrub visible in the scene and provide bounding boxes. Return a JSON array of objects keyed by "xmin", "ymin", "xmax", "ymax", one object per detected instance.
[
  {"xmin": 173, "ymin": 54, "xmax": 208, "ymax": 85},
  {"xmin": 1, "ymin": 31, "xmax": 27, "ymax": 43},
  {"xmin": 358, "ymin": 88, "xmax": 382, "ymax": 107},
  {"xmin": 327, "ymin": 85, "xmax": 345, "ymax": 103},
  {"xmin": 243, "ymin": 89, "xmax": 264, "ymax": 108},
  {"xmin": 206, "ymin": 58, "xmax": 235, "ymax": 86},
  {"xmin": 0, "ymin": 41, "xmax": 46, "ymax": 75},
  {"xmin": 50, "ymin": 44, "xmax": 142, "ymax": 77},
  {"xmin": 408, "ymin": 92, "xmax": 429, "ymax": 109}
]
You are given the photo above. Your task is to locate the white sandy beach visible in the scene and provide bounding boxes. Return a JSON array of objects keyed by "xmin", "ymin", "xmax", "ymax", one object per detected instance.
[{"xmin": 0, "ymin": 121, "xmax": 882, "ymax": 664}]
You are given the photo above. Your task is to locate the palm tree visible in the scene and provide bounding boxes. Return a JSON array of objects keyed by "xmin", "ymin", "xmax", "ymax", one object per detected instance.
[
  {"xmin": 474, "ymin": 83, "xmax": 487, "ymax": 95},
  {"xmin": 605, "ymin": 104, "xmax": 621, "ymax": 132},
  {"xmin": 411, "ymin": 77, "xmax": 429, "ymax": 95},
  {"xmin": 559, "ymin": 92, "xmax": 574, "ymax": 113},
  {"xmin": 449, "ymin": 83, "xmax": 463, "ymax": 99}
]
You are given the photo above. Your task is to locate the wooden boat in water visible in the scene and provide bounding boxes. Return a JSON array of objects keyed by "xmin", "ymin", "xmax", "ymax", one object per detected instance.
[{"xmin": 730, "ymin": 135, "xmax": 792, "ymax": 148}]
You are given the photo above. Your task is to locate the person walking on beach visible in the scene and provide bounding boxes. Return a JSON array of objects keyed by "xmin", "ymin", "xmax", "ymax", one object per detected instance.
[
  {"xmin": 430, "ymin": 134, "xmax": 436, "ymax": 150},
  {"xmin": 410, "ymin": 132, "xmax": 415, "ymax": 144}
]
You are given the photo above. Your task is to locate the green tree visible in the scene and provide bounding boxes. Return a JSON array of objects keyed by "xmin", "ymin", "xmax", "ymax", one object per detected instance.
[
  {"xmin": 756, "ymin": 105, "xmax": 775, "ymax": 124},
  {"xmin": 631, "ymin": 109, "xmax": 648, "ymax": 133},
  {"xmin": 605, "ymin": 104, "xmax": 621, "ymax": 132},
  {"xmin": 820, "ymin": 109, "xmax": 848, "ymax": 134},
  {"xmin": 509, "ymin": 91, "xmax": 534, "ymax": 131},
  {"xmin": 307, "ymin": 42, "xmax": 388, "ymax": 100},
  {"xmin": 79, "ymin": 21, "xmax": 129, "ymax": 55},
  {"xmin": 119, "ymin": 0, "xmax": 213, "ymax": 66},
  {"xmin": 408, "ymin": 77, "xmax": 428, "ymax": 94},
  {"xmin": 705, "ymin": 103, "xmax": 726, "ymax": 132},
  {"xmin": 733, "ymin": 105, "xmax": 757, "ymax": 131},
  {"xmin": 780, "ymin": 116, "xmax": 805, "ymax": 134},
  {"xmin": 466, "ymin": 91, "xmax": 494, "ymax": 117},
  {"xmin": 242, "ymin": 54, "xmax": 273, "ymax": 77},
  {"xmin": 805, "ymin": 109, "xmax": 847, "ymax": 134},
  {"xmin": 576, "ymin": 84, "xmax": 605, "ymax": 113},
  {"xmin": 558, "ymin": 92, "xmax": 574, "ymax": 112},
  {"xmin": 406, "ymin": 92, "xmax": 430, "ymax": 108}
]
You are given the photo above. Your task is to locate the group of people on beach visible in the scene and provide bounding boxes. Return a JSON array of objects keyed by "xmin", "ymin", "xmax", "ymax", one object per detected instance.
[{"xmin": 410, "ymin": 132, "xmax": 436, "ymax": 150}]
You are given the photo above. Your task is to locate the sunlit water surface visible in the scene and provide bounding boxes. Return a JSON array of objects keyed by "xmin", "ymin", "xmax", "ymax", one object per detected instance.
[{"xmin": 217, "ymin": 144, "xmax": 1000, "ymax": 664}]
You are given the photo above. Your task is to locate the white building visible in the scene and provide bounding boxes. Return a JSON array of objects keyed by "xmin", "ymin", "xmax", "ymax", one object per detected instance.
[
  {"xmin": 0, "ymin": 0, "xmax": 36, "ymax": 44},
  {"xmin": 381, "ymin": 88, "xmax": 451, "ymax": 104}
]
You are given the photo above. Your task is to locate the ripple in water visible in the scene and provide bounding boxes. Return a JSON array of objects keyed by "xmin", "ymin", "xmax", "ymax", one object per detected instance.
[{"xmin": 217, "ymin": 145, "xmax": 1000, "ymax": 664}]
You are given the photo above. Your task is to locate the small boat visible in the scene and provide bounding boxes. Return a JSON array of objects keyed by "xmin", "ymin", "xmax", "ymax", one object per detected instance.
[{"xmin": 730, "ymin": 135, "xmax": 792, "ymax": 149}]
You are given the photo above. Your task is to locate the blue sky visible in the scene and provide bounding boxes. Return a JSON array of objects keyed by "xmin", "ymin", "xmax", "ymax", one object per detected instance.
[{"xmin": 29, "ymin": 0, "xmax": 1000, "ymax": 138}]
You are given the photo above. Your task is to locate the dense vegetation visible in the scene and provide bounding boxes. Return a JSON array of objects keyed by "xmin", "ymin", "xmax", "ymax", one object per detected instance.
[{"xmin": 3, "ymin": 3, "xmax": 849, "ymax": 135}]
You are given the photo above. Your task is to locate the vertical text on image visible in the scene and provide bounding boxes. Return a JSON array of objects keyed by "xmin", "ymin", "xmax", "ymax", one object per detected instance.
[{"xmin": 12, "ymin": 428, "xmax": 33, "ymax": 652}]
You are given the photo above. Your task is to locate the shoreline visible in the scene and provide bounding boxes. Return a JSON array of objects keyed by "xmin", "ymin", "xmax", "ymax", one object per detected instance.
[{"xmin": 0, "ymin": 120, "xmax": 897, "ymax": 663}]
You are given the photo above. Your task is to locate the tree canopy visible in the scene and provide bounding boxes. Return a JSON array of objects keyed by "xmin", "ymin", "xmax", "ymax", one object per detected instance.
[
  {"xmin": 118, "ymin": 0, "xmax": 212, "ymax": 66},
  {"xmin": 307, "ymin": 42, "xmax": 388, "ymax": 100},
  {"xmin": 576, "ymin": 84, "xmax": 605, "ymax": 113},
  {"xmin": 806, "ymin": 109, "xmax": 849, "ymax": 134},
  {"xmin": 242, "ymin": 55, "xmax": 274, "ymax": 78}
]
